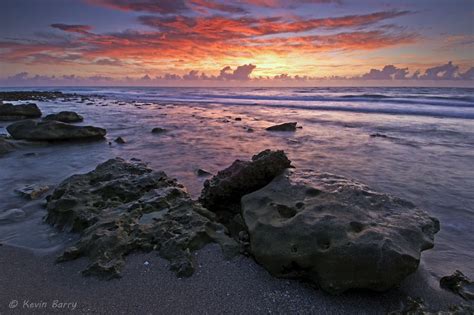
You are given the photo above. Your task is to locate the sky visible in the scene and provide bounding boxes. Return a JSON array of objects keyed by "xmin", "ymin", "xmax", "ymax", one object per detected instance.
[{"xmin": 0, "ymin": 0, "xmax": 473, "ymax": 86}]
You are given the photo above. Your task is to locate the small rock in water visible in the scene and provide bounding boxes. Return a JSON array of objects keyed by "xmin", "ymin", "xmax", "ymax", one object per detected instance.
[
  {"xmin": 43, "ymin": 111, "xmax": 83, "ymax": 123},
  {"xmin": 151, "ymin": 127, "xmax": 167, "ymax": 133},
  {"xmin": 15, "ymin": 184, "xmax": 50, "ymax": 200},
  {"xmin": 246, "ymin": 127, "xmax": 254, "ymax": 133},
  {"xmin": 196, "ymin": 168, "xmax": 212, "ymax": 177},
  {"xmin": 6, "ymin": 120, "xmax": 106, "ymax": 141},
  {"xmin": 0, "ymin": 103, "xmax": 42, "ymax": 121},
  {"xmin": 370, "ymin": 133, "xmax": 389, "ymax": 138},
  {"xmin": 235, "ymin": 117, "xmax": 242, "ymax": 121},
  {"xmin": 23, "ymin": 152, "xmax": 37, "ymax": 157},
  {"xmin": 266, "ymin": 122, "xmax": 298, "ymax": 132},
  {"xmin": 144, "ymin": 261, "xmax": 150, "ymax": 266},
  {"xmin": 0, "ymin": 208, "xmax": 26, "ymax": 221},
  {"xmin": 114, "ymin": 137, "xmax": 126, "ymax": 144},
  {"xmin": 440, "ymin": 270, "xmax": 474, "ymax": 300}
]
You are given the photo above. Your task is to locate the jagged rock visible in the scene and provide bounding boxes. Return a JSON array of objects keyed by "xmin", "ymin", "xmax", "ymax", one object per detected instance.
[
  {"xmin": 6, "ymin": 120, "xmax": 106, "ymax": 141},
  {"xmin": 0, "ymin": 137, "xmax": 16, "ymax": 155},
  {"xmin": 0, "ymin": 103, "xmax": 42, "ymax": 120},
  {"xmin": 266, "ymin": 122, "xmax": 297, "ymax": 131},
  {"xmin": 241, "ymin": 169, "xmax": 440, "ymax": 294},
  {"xmin": 199, "ymin": 150, "xmax": 291, "ymax": 214},
  {"xmin": 45, "ymin": 158, "xmax": 237, "ymax": 279},
  {"xmin": 43, "ymin": 111, "xmax": 84, "ymax": 123},
  {"xmin": 440, "ymin": 270, "xmax": 474, "ymax": 300},
  {"xmin": 151, "ymin": 127, "xmax": 167, "ymax": 133},
  {"xmin": 15, "ymin": 184, "xmax": 50, "ymax": 199}
]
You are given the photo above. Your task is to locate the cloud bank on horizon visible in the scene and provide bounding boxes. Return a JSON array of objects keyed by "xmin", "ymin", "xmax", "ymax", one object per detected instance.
[{"xmin": 0, "ymin": 0, "xmax": 473, "ymax": 86}]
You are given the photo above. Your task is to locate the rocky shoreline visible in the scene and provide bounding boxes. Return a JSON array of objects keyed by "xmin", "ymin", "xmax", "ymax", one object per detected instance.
[{"xmin": 1, "ymin": 91, "xmax": 473, "ymax": 313}]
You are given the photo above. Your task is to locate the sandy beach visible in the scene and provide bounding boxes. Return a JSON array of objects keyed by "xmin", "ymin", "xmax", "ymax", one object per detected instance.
[{"xmin": 0, "ymin": 243, "xmax": 467, "ymax": 314}]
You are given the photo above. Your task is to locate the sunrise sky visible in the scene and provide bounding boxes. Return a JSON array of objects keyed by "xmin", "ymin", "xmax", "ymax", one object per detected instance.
[{"xmin": 1, "ymin": 0, "xmax": 473, "ymax": 86}]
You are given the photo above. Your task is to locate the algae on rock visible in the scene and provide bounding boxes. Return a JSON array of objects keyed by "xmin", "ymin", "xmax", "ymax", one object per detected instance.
[{"xmin": 46, "ymin": 158, "xmax": 237, "ymax": 279}]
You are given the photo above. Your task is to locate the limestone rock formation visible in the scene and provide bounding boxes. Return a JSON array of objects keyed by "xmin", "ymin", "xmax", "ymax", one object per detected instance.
[
  {"xmin": 46, "ymin": 158, "xmax": 236, "ymax": 279},
  {"xmin": 241, "ymin": 169, "xmax": 440, "ymax": 294}
]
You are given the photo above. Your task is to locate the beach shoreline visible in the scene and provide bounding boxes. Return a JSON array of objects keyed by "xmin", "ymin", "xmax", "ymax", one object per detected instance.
[{"xmin": 1, "ymin": 89, "xmax": 473, "ymax": 313}]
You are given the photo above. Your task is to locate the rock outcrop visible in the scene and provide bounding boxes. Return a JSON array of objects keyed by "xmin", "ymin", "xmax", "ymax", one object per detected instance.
[
  {"xmin": 0, "ymin": 91, "xmax": 66, "ymax": 101},
  {"xmin": 43, "ymin": 111, "xmax": 83, "ymax": 123},
  {"xmin": 241, "ymin": 169, "xmax": 440, "ymax": 294},
  {"xmin": 0, "ymin": 103, "xmax": 42, "ymax": 120},
  {"xmin": 266, "ymin": 122, "xmax": 298, "ymax": 131},
  {"xmin": 45, "ymin": 158, "xmax": 236, "ymax": 279},
  {"xmin": 6, "ymin": 120, "xmax": 106, "ymax": 141},
  {"xmin": 199, "ymin": 150, "xmax": 291, "ymax": 214}
]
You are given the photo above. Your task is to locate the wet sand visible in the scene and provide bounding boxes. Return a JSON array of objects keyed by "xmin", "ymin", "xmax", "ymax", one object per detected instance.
[{"xmin": 0, "ymin": 244, "xmax": 467, "ymax": 314}]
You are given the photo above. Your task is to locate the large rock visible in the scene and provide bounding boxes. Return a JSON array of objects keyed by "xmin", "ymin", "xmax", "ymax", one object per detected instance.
[
  {"xmin": 43, "ymin": 111, "xmax": 83, "ymax": 123},
  {"xmin": 6, "ymin": 120, "xmax": 106, "ymax": 141},
  {"xmin": 199, "ymin": 149, "xmax": 291, "ymax": 213},
  {"xmin": 241, "ymin": 169, "xmax": 440, "ymax": 294},
  {"xmin": 0, "ymin": 103, "xmax": 42, "ymax": 120},
  {"xmin": 46, "ymin": 158, "xmax": 236, "ymax": 278}
]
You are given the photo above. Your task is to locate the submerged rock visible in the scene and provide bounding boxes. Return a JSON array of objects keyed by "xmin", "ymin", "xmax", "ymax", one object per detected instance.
[
  {"xmin": 0, "ymin": 208, "xmax": 26, "ymax": 222},
  {"xmin": 266, "ymin": 122, "xmax": 298, "ymax": 132},
  {"xmin": 440, "ymin": 270, "xmax": 474, "ymax": 300},
  {"xmin": 6, "ymin": 120, "xmax": 106, "ymax": 141},
  {"xmin": 15, "ymin": 184, "xmax": 50, "ymax": 200},
  {"xmin": 199, "ymin": 150, "xmax": 291, "ymax": 214},
  {"xmin": 241, "ymin": 169, "xmax": 440, "ymax": 294},
  {"xmin": 43, "ymin": 111, "xmax": 84, "ymax": 123},
  {"xmin": 0, "ymin": 137, "xmax": 16, "ymax": 155},
  {"xmin": 0, "ymin": 103, "xmax": 42, "ymax": 120},
  {"xmin": 45, "ymin": 158, "xmax": 237, "ymax": 279}
]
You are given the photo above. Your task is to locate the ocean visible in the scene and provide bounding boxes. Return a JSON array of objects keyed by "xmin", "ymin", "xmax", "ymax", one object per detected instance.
[{"xmin": 1, "ymin": 86, "xmax": 473, "ymax": 281}]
